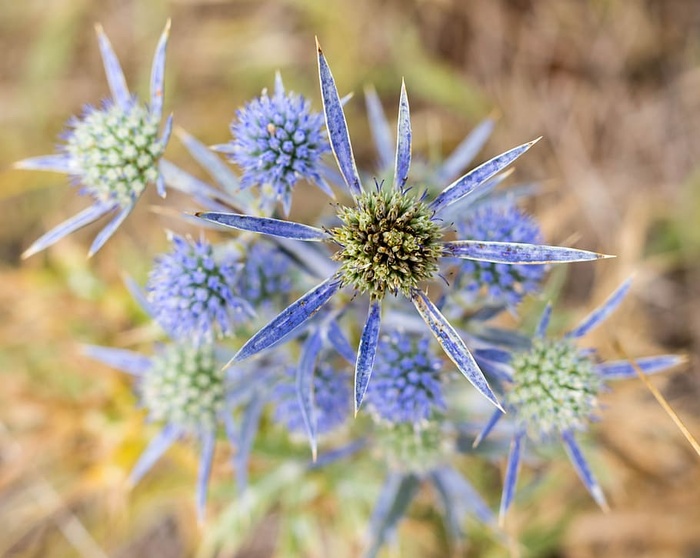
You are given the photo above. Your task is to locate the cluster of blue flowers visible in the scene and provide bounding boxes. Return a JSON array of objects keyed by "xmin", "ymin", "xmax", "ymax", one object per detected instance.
[{"xmin": 18, "ymin": 22, "xmax": 683, "ymax": 554}]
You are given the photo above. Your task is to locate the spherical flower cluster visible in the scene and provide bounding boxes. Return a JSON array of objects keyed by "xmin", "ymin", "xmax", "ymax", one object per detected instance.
[
  {"xmin": 507, "ymin": 338, "xmax": 602, "ymax": 439},
  {"xmin": 226, "ymin": 77, "xmax": 329, "ymax": 213},
  {"xmin": 330, "ymin": 187, "xmax": 444, "ymax": 299},
  {"xmin": 236, "ymin": 241, "xmax": 293, "ymax": 308},
  {"xmin": 366, "ymin": 331, "xmax": 446, "ymax": 424},
  {"xmin": 273, "ymin": 363, "xmax": 351, "ymax": 436},
  {"xmin": 147, "ymin": 235, "xmax": 253, "ymax": 343},
  {"xmin": 375, "ymin": 421, "xmax": 445, "ymax": 473},
  {"xmin": 65, "ymin": 101, "xmax": 164, "ymax": 207},
  {"xmin": 454, "ymin": 203, "xmax": 545, "ymax": 306},
  {"xmin": 140, "ymin": 343, "xmax": 225, "ymax": 433}
]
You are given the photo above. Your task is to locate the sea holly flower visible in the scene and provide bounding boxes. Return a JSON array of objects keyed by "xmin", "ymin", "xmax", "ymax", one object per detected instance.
[
  {"xmin": 471, "ymin": 280, "xmax": 685, "ymax": 521},
  {"xmin": 146, "ymin": 233, "xmax": 254, "ymax": 343},
  {"xmin": 365, "ymin": 330, "xmax": 446, "ymax": 424},
  {"xmin": 273, "ymin": 362, "xmax": 351, "ymax": 437},
  {"xmin": 213, "ymin": 72, "xmax": 332, "ymax": 215},
  {"xmin": 17, "ymin": 22, "xmax": 173, "ymax": 258},
  {"xmin": 235, "ymin": 240, "xmax": 294, "ymax": 310},
  {"xmin": 196, "ymin": 40, "xmax": 610, "ymax": 416},
  {"xmin": 450, "ymin": 201, "xmax": 546, "ymax": 307},
  {"xmin": 84, "ymin": 342, "xmax": 229, "ymax": 522}
]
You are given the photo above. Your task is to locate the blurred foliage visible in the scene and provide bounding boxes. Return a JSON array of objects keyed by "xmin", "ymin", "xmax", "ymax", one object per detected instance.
[{"xmin": 2, "ymin": 0, "xmax": 700, "ymax": 557}]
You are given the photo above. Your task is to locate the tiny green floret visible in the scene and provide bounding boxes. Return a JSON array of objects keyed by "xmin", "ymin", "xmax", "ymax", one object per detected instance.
[
  {"xmin": 508, "ymin": 339, "xmax": 602, "ymax": 439},
  {"xmin": 141, "ymin": 344, "xmax": 225, "ymax": 432},
  {"xmin": 66, "ymin": 103, "xmax": 164, "ymax": 207},
  {"xmin": 329, "ymin": 187, "xmax": 443, "ymax": 299}
]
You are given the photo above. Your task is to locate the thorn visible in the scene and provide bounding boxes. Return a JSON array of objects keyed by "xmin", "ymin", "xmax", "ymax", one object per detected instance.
[
  {"xmin": 94, "ymin": 22, "xmax": 105, "ymax": 36},
  {"xmin": 315, "ymin": 35, "xmax": 322, "ymax": 53},
  {"xmin": 163, "ymin": 18, "xmax": 172, "ymax": 36}
]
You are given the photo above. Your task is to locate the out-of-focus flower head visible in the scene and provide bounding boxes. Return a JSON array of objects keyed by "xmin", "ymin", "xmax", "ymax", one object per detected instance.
[{"xmin": 17, "ymin": 22, "xmax": 173, "ymax": 257}]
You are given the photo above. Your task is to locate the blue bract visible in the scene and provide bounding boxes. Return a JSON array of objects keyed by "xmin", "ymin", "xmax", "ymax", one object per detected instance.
[
  {"xmin": 213, "ymin": 72, "xmax": 332, "ymax": 215},
  {"xmin": 196, "ymin": 40, "xmax": 611, "ymax": 417},
  {"xmin": 17, "ymin": 22, "xmax": 173, "ymax": 258},
  {"xmin": 453, "ymin": 202, "xmax": 545, "ymax": 306}
]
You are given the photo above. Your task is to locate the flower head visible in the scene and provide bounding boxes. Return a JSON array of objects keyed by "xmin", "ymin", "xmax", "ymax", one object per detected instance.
[
  {"xmin": 216, "ymin": 73, "xmax": 331, "ymax": 214},
  {"xmin": 141, "ymin": 342, "xmax": 225, "ymax": 433},
  {"xmin": 196, "ymin": 40, "xmax": 609, "ymax": 418},
  {"xmin": 236, "ymin": 241, "xmax": 294, "ymax": 308},
  {"xmin": 330, "ymin": 185, "xmax": 443, "ymax": 299},
  {"xmin": 453, "ymin": 202, "xmax": 545, "ymax": 306},
  {"xmin": 366, "ymin": 331, "xmax": 445, "ymax": 424},
  {"xmin": 146, "ymin": 234, "xmax": 253, "ymax": 343},
  {"xmin": 17, "ymin": 22, "xmax": 173, "ymax": 258},
  {"xmin": 474, "ymin": 280, "xmax": 685, "ymax": 521},
  {"xmin": 273, "ymin": 363, "xmax": 351, "ymax": 436}
]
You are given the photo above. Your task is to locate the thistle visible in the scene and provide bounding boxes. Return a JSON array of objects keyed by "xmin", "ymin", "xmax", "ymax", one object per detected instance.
[
  {"xmin": 365, "ymin": 331, "xmax": 446, "ymax": 424},
  {"xmin": 453, "ymin": 202, "xmax": 545, "ymax": 306},
  {"xmin": 196, "ymin": 39, "xmax": 610, "ymax": 416},
  {"xmin": 84, "ymin": 342, "xmax": 229, "ymax": 522},
  {"xmin": 213, "ymin": 72, "xmax": 332, "ymax": 215},
  {"xmin": 146, "ymin": 234, "xmax": 254, "ymax": 343},
  {"xmin": 17, "ymin": 22, "xmax": 173, "ymax": 257},
  {"xmin": 471, "ymin": 280, "xmax": 684, "ymax": 521}
]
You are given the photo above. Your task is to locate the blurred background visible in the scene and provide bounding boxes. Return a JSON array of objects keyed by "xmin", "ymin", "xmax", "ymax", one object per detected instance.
[{"xmin": 1, "ymin": 0, "xmax": 699, "ymax": 556}]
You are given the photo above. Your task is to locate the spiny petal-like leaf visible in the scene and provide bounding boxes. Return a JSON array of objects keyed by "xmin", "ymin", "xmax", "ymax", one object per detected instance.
[
  {"xmin": 393, "ymin": 80, "xmax": 411, "ymax": 190},
  {"xmin": 14, "ymin": 154, "xmax": 75, "ymax": 173},
  {"xmin": 159, "ymin": 160, "xmax": 245, "ymax": 211},
  {"xmin": 437, "ymin": 118, "xmax": 495, "ymax": 183},
  {"xmin": 365, "ymin": 85, "xmax": 393, "ymax": 171},
  {"xmin": 129, "ymin": 425, "xmax": 180, "ymax": 486},
  {"xmin": 235, "ymin": 391, "xmax": 265, "ymax": 494},
  {"xmin": 88, "ymin": 203, "xmax": 134, "ymax": 257},
  {"xmin": 326, "ymin": 319, "xmax": 356, "ymax": 365},
  {"xmin": 196, "ymin": 212, "xmax": 329, "ymax": 241},
  {"xmin": 499, "ymin": 430, "xmax": 525, "ymax": 523},
  {"xmin": 431, "ymin": 138, "xmax": 540, "ymax": 214},
  {"xmin": 316, "ymin": 39, "xmax": 362, "ymax": 197},
  {"xmin": 442, "ymin": 240, "xmax": 612, "ymax": 264},
  {"xmin": 536, "ymin": 303, "xmax": 553, "ymax": 338},
  {"xmin": 473, "ymin": 408, "xmax": 505, "ymax": 448},
  {"xmin": 233, "ymin": 277, "xmax": 341, "ymax": 363},
  {"xmin": 566, "ymin": 279, "xmax": 632, "ymax": 339},
  {"xmin": 95, "ymin": 24, "xmax": 130, "ymax": 108},
  {"xmin": 82, "ymin": 345, "xmax": 151, "ymax": 376},
  {"xmin": 597, "ymin": 354, "xmax": 684, "ymax": 380},
  {"xmin": 298, "ymin": 331, "xmax": 323, "ymax": 460},
  {"xmin": 366, "ymin": 473, "xmax": 421, "ymax": 558},
  {"xmin": 355, "ymin": 301, "xmax": 381, "ymax": 415},
  {"xmin": 177, "ymin": 128, "xmax": 242, "ymax": 193},
  {"xmin": 561, "ymin": 430, "xmax": 608, "ymax": 510},
  {"xmin": 22, "ymin": 203, "xmax": 114, "ymax": 259},
  {"xmin": 149, "ymin": 19, "xmax": 171, "ymax": 120},
  {"xmin": 196, "ymin": 430, "xmax": 216, "ymax": 525},
  {"xmin": 411, "ymin": 289, "xmax": 503, "ymax": 411}
]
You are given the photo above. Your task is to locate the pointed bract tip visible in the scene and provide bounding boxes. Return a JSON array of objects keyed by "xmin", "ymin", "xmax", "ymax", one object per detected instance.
[
  {"xmin": 531, "ymin": 136, "xmax": 543, "ymax": 145},
  {"xmin": 315, "ymin": 36, "xmax": 322, "ymax": 53},
  {"xmin": 498, "ymin": 512, "xmax": 506, "ymax": 529},
  {"xmin": 312, "ymin": 446, "xmax": 318, "ymax": 463},
  {"xmin": 487, "ymin": 108, "xmax": 502, "ymax": 121},
  {"xmin": 94, "ymin": 22, "xmax": 105, "ymax": 36},
  {"xmin": 597, "ymin": 252, "xmax": 616, "ymax": 260},
  {"xmin": 20, "ymin": 247, "xmax": 35, "ymax": 260},
  {"xmin": 163, "ymin": 18, "xmax": 172, "ymax": 35},
  {"xmin": 594, "ymin": 487, "xmax": 610, "ymax": 513},
  {"xmin": 472, "ymin": 435, "xmax": 483, "ymax": 449}
]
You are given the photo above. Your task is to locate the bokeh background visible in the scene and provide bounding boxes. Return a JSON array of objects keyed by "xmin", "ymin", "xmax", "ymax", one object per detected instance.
[{"xmin": 1, "ymin": 0, "xmax": 699, "ymax": 556}]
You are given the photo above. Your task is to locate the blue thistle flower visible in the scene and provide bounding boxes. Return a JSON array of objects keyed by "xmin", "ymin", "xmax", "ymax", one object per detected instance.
[
  {"xmin": 146, "ymin": 234, "xmax": 254, "ymax": 343},
  {"xmin": 236, "ymin": 241, "xmax": 294, "ymax": 308},
  {"xmin": 366, "ymin": 331, "xmax": 446, "ymax": 424},
  {"xmin": 196, "ymin": 40, "xmax": 610, "ymax": 418},
  {"xmin": 471, "ymin": 280, "xmax": 684, "ymax": 521},
  {"xmin": 213, "ymin": 73, "xmax": 332, "ymax": 215},
  {"xmin": 453, "ymin": 202, "xmax": 546, "ymax": 306},
  {"xmin": 17, "ymin": 22, "xmax": 173, "ymax": 258},
  {"xmin": 273, "ymin": 363, "xmax": 351, "ymax": 436}
]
